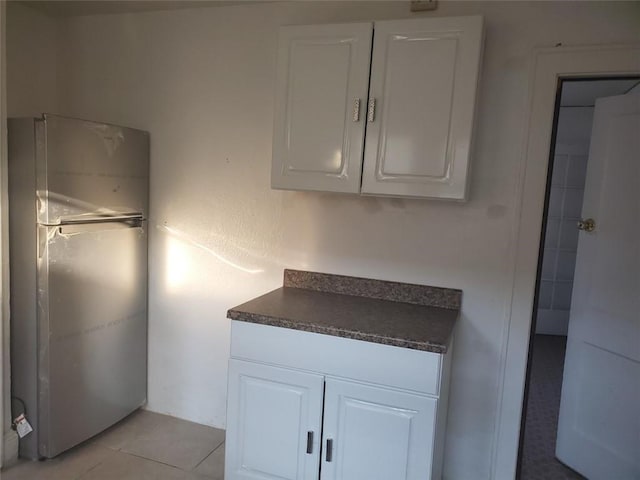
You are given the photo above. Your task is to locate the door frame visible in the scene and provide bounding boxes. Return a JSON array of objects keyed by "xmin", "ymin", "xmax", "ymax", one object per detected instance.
[{"xmin": 492, "ymin": 44, "xmax": 640, "ymax": 480}]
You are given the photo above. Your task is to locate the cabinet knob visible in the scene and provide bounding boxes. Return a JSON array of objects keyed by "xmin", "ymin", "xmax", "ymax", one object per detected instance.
[
  {"xmin": 353, "ymin": 99, "xmax": 361, "ymax": 122},
  {"xmin": 367, "ymin": 98, "xmax": 376, "ymax": 122}
]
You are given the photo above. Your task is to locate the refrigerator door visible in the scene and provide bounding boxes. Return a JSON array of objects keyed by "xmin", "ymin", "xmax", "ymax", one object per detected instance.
[
  {"xmin": 36, "ymin": 115, "xmax": 149, "ymax": 225},
  {"xmin": 37, "ymin": 220, "xmax": 148, "ymax": 458}
]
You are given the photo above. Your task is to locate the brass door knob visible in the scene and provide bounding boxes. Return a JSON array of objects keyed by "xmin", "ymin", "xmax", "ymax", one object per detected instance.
[{"xmin": 577, "ymin": 218, "xmax": 596, "ymax": 232}]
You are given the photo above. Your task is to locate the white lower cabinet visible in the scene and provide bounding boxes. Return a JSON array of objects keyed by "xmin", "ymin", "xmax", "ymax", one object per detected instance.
[
  {"xmin": 226, "ymin": 323, "xmax": 451, "ymax": 480},
  {"xmin": 226, "ymin": 360, "xmax": 324, "ymax": 480},
  {"xmin": 321, "ymin": 378, "xmax": 437, "ymax": 480}
]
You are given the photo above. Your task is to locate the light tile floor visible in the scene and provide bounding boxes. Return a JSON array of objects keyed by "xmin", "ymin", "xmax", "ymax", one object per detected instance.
[{"xmin": 0, "ymin": 410, "xmax": 225, "ymax": 480}]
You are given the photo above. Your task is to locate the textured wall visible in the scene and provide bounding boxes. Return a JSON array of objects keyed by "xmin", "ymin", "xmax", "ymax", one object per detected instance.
[
  {"xmin": 6, "ymin": 3, "xmax": 58, "ymax": 117},
  {"xmin": 7, "ymin": 1, "xmax": 640, "ymax": 478}
]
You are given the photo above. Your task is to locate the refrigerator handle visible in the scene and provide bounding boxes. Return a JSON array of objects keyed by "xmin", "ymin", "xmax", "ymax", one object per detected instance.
[
  {"xmin": 58, "ymin": 213, "xmax": 144, "ymax": 225},
  {"xmin": 57, "ymin": 218, "xmax": 144, "ymax": 236}
]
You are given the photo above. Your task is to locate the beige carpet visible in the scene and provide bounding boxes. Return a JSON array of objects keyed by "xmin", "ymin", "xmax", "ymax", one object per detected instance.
[{"xmin": 520, "ymin": 334, "xmax": 585, "ymax": 480}]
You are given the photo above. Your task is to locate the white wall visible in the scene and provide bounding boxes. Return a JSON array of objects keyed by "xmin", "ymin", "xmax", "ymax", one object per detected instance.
[
  {"xmin": 555, "ymin": 107, "xmax": 596, "ymax": 144},
  {"xmin": 6, "ymin": 2, "xmax": 58, "ymax": 117},
  {"xmin": 7, "ymin": 1, "xmax": 640, "ymax": 478}
]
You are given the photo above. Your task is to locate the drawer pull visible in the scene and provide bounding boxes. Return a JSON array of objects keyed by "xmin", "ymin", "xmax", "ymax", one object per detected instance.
[
  {"xmin": 353, "ymin": 98, "xmax": 361, "ymax": 122},
  {"xmin": 306, "ymin": 431, "xmax": 314, "ymax": 454},
  {"xmin": 367, "ymin": 98, "xmax": 376, "ymax": 122}
]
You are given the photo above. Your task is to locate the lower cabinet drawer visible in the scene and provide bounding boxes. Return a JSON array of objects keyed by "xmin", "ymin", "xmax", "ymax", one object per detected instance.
[{"xmin": 230, "ymin": 320, "xmax": 444, "ymax": 396}]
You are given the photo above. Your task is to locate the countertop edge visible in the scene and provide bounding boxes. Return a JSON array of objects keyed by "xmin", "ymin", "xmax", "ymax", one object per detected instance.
[{"xmin": 227, "ymin": 306, "xmax": 451, "ymax": 354}]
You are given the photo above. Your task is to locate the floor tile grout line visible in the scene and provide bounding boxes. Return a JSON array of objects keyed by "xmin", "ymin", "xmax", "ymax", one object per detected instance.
[
  {"xmin": 119, "ymin": 448, "xmax": 205, "ymax": 472},
  {"xmin": 73, "ymin": 447, "xmax": 120, "ymax": 480},
  {"xmin": 75, "ymin": 458, "xmax": 108, "ymax": 480},
  {"xmin": 191, "ymin": 440, "xmax": 225, "ymax": 471}
]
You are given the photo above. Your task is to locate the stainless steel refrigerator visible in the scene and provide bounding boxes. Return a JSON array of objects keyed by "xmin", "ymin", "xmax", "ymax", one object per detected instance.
[{"xmin": 8, "ymin": 114, "xmax": 149, "ymax": 459}]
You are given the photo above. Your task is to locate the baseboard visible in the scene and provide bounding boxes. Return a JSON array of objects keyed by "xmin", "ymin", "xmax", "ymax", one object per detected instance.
[{"xmin": 2, "ymin": 429, "xmax": 19, "ymax": 468}]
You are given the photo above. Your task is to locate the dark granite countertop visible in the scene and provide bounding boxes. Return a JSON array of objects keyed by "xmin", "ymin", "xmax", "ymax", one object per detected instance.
[{"xmin": 227, "ymin": 270, "xmax": 461, "ymax": 354}]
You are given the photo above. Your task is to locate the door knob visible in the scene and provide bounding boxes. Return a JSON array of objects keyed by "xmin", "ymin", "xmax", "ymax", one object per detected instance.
[{"xmin": 577, "ymin": 218, "xmax": 596, "ymax": 232}]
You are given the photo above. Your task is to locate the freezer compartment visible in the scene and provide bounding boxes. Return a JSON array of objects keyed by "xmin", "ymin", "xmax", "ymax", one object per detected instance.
[
  {"xmin": 36, "ymin": 115, "xmax": 149, "ymax": 224},
  {"xmin": 37, "ymin": 219, "xmax": 148, "ymax": 458}
]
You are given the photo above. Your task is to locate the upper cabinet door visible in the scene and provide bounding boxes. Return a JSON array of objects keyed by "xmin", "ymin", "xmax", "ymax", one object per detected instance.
[
  {"xmin": 361, "ymin": 16, "xmax": 483, "ymax": 200},
  {"xmin": 272, "ymin": 23, "xmax": 373, "ymax": 193}
]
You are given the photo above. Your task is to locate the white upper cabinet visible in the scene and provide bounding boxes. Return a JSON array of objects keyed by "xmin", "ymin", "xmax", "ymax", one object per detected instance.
[
  {"xmin": 271, "ymin": 16, "xmax": 483, "ymax": 200},
  {"xmin": 362, "ymin": 16, "xmax": 483, "ymax": 200},
  {"xmin": 272, "ymin": 23, "xmax": 373, "ymax": 193}
]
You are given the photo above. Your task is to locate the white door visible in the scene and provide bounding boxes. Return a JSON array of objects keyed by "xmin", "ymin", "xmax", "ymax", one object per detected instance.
[
  {"xmin": 320, "ymin": 378, "xmax": 437, "ymax": 480},
  {"xmin": 271, "ymin": 22, "xmax": 372, "ymax": 193},
  {"xmin": 360, "ymin": 16, "xmax": 483, "ymax": 200},
  {"xmin": 225, "ymin": 359, "xmax": 324, "ymax": 480},
  {"xmin": 556, "ymin": 91, "xmax": 640, "ymax": 479}
]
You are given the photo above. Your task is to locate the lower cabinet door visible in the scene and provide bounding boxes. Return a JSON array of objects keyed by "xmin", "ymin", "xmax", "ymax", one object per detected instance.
[
  {"xmin": 320, "ymin": 378, "xmax": 438, "ymax": 480},
  {"xmin": 225, "ymin": 359, "xmax": 324, "ymax": 480}
]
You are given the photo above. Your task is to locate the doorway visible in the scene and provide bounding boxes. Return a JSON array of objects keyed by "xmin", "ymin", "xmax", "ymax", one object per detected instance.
[{"xmin": 518, "ymin": 77, "xmax": 640, "ymax": 480}]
